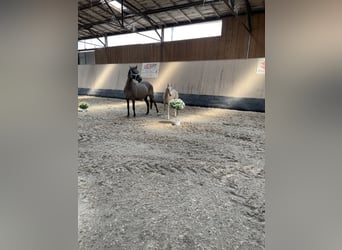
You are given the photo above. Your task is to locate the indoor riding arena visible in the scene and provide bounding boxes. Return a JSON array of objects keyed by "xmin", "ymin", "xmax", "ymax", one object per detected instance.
[{"xmin": 78, "ymin": 1, "xmax": 265, "ymax": 249}]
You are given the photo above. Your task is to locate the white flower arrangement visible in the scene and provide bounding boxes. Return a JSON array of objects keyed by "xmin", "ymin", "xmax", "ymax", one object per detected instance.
[{"xmin": 169, "ymin": 98, "xmax": 185, "ymax": 110}]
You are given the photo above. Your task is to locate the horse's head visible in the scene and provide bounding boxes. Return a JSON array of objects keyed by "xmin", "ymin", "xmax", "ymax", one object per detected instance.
[
  {"xmin": 128, "ymin": 65, "xmax": 142, "ymax": 82},
  {"xmin": 166, "ymin": 83, "xmax": 173, "ymax": 96}
]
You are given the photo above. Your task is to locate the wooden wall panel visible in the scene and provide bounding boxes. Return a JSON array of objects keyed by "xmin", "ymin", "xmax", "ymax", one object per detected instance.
[
  {"xmin": 95, "ymin": 13, "xmax": 265, "ymax": 64},
  {"xmin": 96, "ymin": 44, "xmax": 162, "ymax": 64},
  {"xmin": 248, "ymin": 14, "xmax": 265, "ymax": 58}
]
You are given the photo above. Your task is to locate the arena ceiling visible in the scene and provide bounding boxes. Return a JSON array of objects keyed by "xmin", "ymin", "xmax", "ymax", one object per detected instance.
[{"xmin": 78, "ymin": 0, "xmax": 265, "ymax": 41}]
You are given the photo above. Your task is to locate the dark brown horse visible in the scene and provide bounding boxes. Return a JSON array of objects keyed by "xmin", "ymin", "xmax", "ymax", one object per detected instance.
[{"xmin": 123, "ymin": 66, "xmax": 159, "ymax": 117}]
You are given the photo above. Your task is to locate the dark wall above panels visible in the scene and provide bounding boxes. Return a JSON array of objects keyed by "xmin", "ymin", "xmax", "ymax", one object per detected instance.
[{"xmin": 94, "ymin": 13, "xmax": 265, "ymax": 63}]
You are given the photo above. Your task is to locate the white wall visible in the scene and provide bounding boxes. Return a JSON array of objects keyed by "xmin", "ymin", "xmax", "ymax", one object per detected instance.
[{"xmin": 78, "ymin": 59, "xmax": 265, "ymax": 99}]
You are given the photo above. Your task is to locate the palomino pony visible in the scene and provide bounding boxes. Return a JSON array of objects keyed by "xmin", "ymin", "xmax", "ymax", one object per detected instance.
[
  {"xmin": 163, "ymin": 83, "xmax": 179, "ymax": 119},
  {"xmin": 123, "ymin": 66, "xmax": 159, "ymax": 117}
]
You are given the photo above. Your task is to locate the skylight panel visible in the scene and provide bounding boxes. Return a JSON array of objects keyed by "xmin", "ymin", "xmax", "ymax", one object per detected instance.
[{"xmin": 108, "ymin": 0, "xmax": 128, "ymax": 13}]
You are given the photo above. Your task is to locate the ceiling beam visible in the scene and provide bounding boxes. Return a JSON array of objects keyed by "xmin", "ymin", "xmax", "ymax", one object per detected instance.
[
  {"xmin": 193, "ymin": 6, "xmax": 205, "ymax": 20},
  {"xmin": 140, "ymin": 0, "xmax": 221, "ymax": 15},
  {"xmin": 85, "ymin": 28, "xmax": 106, "ymax": 46},
  {"xmin": 122, "ymin": 0, "xmax": 162, "ymax": 40},
  {"xmin": 79, "ymin": 0, "xmax": 221, "ymax": 13},
  {"xmin": 150, "ymin": 0, "xmax": 179, "ymax": 24},
  {"xmin": 78, "ymin": 0, "xmax": 265, "ymax": 40},
  {"xmin": 222, "ymin": 0, "xmax": 237, "ymax": 16},
  {"xmin": 87, "ymin": 5, "xmax": 123, "ymax": 31},
  {"xmin": 78, "ymin": 0, "xmax": 221, "ymax": 31},
  {"xmin": 78, "ymin": 0, "xmax": 103, "ymax": 11},
  {"xmin": 209, "ymin": 2, "xmax": 221, "ymax": 18},
  {"xmin": 103, "ymin": 0, "xmax": 123, "ymax": 27}
]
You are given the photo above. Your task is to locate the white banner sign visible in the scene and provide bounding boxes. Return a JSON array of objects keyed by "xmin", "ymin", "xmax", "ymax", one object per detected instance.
[
  {"xmin": 141, "ymin": 62, "xmax": 160, "ymax": 78},
  {"xmin": 256, "ymin": 58, "xmax": 265, "ymax": 74}
]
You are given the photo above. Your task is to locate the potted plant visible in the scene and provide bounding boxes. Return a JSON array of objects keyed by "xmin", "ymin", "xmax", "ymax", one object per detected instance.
[
  {"xmin": 79, "ymin": 102, "xmax": 89, "ymax": 112},
  {"xmin": 169, "ymin": 98, "xmax": 185, "ymax": 125}
]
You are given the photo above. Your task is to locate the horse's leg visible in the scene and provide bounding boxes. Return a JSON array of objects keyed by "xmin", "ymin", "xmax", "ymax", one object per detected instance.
[
  {"xmin": 126, "ymin": 99, "xmax": 130, "ymax": 117},
  {"xmin": 167, "ymin": 104, "xmax": 170, "ymax": 120},
  {"xmin": 144, "ymin": 96, "xmax": 150, "ymax": 115},
  {"xmin": 153, "ymin": 100, "xmax": 159, "ymax": 113},
  {"xmin": 153, "ymin": 101, "xmax": 159, "ymax": 113},
  {"xmin": 150, "ymin": 96, "xmax": 159, "ymax": 113},
  {"xmin": 132, "ymin": 99, "xmax": 136, "ymax": 117}
]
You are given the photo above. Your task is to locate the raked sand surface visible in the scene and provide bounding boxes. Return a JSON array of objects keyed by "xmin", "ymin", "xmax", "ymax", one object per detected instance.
[{"xmin": 78, "ymin": 96, "xmax": 265, "ymax": 249}]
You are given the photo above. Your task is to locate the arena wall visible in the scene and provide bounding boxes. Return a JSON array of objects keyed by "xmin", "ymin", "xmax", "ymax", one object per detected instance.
[{"xmin": 78, "ymin": 58, "xmax": 265, "ymax": 112}]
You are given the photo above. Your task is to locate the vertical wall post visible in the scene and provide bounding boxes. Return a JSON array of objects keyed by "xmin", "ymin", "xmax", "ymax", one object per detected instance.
[
  {"xmin": 103, "ymin": 35, "xmax": 109, "ymax": 63},
  {"xmin": 104, "ymin": 35, "xmax": 108, "ymax": 47},
  {"xmin": 160, "ymin": 27, "xmax": 164, "ymax": 62},
  {"xmin": 246, "ymin": 33, "xmax": 251, "ymax": 58}
]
